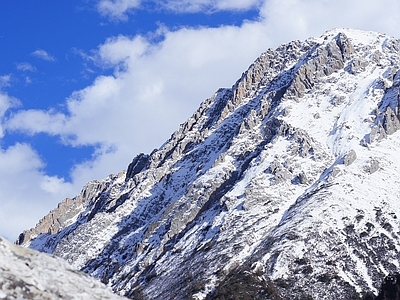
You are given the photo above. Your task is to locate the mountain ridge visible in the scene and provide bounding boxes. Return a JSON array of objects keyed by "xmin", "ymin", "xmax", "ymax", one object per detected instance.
[{"xmin": 17, "ymin": 28, "xmax": 400, "ymax": 299}]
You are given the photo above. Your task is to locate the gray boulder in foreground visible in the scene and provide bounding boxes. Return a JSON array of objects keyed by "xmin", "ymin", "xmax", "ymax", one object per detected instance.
[{"xmin": 0, "ymin": 236, "xmax": 126, "ymax": 300}]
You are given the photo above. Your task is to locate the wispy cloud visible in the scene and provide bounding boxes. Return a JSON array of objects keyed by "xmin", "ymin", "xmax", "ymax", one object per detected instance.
[
  {"xmin": 0, "ymin": 75, "xmax": 11, "ymax": 89},
  {"xmin": 71, "ymin": 47, "xmax": 94, "ymax": 61},
  {"xmin": 0, "ymin": 92, "xmax": 21, "ymax": 139},
  {"xmin": 97, "ymin": 0, "xmax": 141, "ymax": 21},
  {"xmin": 16, "ymin": 62, "xmax": 37, "ymax": 72},
  {"xmin": 156, "ymin": 0, "xmax": 262, "ymax": 13},
  {"xmin": 31, "ymin": 49, "xmax": 56, "ymax": 61},
  {"xmin": 96, "ymin": 0, "xmax": 261, "ymax": 20}
]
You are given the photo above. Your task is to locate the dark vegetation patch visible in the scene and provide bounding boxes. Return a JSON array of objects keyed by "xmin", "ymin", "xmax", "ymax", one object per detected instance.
[{"xmin": 208, "ymin": 270, "xmax": 281, "ymax": 300}]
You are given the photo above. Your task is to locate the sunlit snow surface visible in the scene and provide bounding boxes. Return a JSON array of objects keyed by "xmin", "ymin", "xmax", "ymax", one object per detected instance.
[{"xmin": 20, "ymin": 28, "xmax": 400, "ymax": 299}]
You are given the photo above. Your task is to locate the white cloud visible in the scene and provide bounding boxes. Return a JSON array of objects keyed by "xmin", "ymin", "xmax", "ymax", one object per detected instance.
[
  {"xmin": 0, "ymin": 75, "xmax": 11, "ymax": 89},
  {"xmin": 31, "ymin": 49, "xmax": 56, "ymax": 61},
  {"xmin": 260, "ymin": 0, "xmax": 400, "ymax": 43},
  {"xmin": 156, "ymin": 0, "xmax": 262, "ymax": 13},
  {"xmin": 97, "ymin": 0, "xmax": 261, "ymax": 20},
  {"xmin": 97, "ymin": 0, "xmax": 141, "ymax": 21},
  {"xmin": 0, "ymin": 93, "xmax": 20, "ymax": 138},
  {"xmin": 6, "ymin": 109, "xmax": 67, "ymax": 137},
  {"xmin": 16, "ymin": 62, "xmax": 36, "ymax": 72},
  {"xmin": 0, "ymin": 143, "xmax": 74, "ymax": 241}
]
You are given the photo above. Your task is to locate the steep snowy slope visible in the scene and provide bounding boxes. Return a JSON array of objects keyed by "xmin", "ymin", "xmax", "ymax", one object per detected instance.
[
  {"xmin": 18, "ymin": 28, "xmax": 400, "ymax": 299},
  {"xmin": 0, "ymin": 236, "xmax": 127, "ymax": 299}
]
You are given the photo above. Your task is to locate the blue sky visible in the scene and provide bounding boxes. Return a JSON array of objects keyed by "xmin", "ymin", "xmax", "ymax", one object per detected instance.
[{"xmin": 1, "ymin": 0, "xmax": 400, "ymax": 240}]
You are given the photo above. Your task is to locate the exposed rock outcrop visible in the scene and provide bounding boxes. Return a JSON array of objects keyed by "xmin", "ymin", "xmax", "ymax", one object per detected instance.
[
  {"xmin": 344, "ymin": 149, "xmax": 357, "ymax": 166},
  {"xmin": 126, "ymin": 153, "xmax": 150, "ymax": 180}
]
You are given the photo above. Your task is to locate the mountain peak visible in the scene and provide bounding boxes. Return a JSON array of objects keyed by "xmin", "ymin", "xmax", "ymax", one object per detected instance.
[
  {"xmin": 17, "ymin": 29, "xmax": 400, "ymax": 299},
  {"xmin": 320, "ymin": 27, "xmax": 385, "ymax": 44}
]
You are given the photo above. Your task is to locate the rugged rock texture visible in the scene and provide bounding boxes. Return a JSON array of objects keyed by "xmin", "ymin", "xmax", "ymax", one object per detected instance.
[
  {"xmin": 0, "ymin": 236, "xmax": 127, "ymax": 300},
  {"xmin": 17, "ymin": 28, "xmax": 400, "ymax": 299}
]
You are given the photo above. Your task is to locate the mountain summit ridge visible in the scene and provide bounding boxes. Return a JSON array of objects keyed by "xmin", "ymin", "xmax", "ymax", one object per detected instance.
[{"xmin": 17, "ymin": 28, "xmax": 400, "ymax": 299}]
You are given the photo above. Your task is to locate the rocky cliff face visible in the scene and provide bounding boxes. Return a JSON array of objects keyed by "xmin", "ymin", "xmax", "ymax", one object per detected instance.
[
  {"xmin": 17, "ymin": 28, "xmax": 400, "ymax": 299},
  {"xmin": 0, "ymin": 236, "xmax": 127, "ymax": 299}
]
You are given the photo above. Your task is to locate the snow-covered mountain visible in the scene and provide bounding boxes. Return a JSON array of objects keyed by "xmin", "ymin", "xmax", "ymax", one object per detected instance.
[
  {"xmin": 0, "ymin": 236, "xmax": 127, "ymax": 299},
  {"xmin": 17, "ymin": 28, "xmax": 400, "ymax": 299}
]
